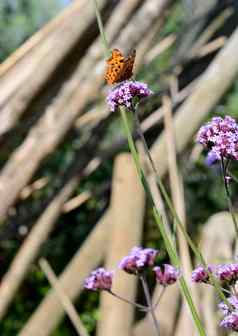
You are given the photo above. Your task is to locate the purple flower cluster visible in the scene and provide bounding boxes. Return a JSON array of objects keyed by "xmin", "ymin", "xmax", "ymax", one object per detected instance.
[
  {"xmin": 219, "ymin": 296, "xmax": 238, "ymax": 332},
  {"xmin": 193, "ymin": 264, "xmax": 238, "ymax": 332},
  {"xmin": 197, "ymin": 116, "xmax": 238, "ymax": 164},
  {"xmin": 106, "ymin": 81, "xmax": 153, "ymax": 112},
  {"xmin": 219, "ymin": 296, "xmax": 238, "ymax": 316},
  {"xmin": 119, "ymin": 247, "xmax": 158, "ymax": 274},
  {"xmin": 84, "ymin": 246, "xmax": 180, "ymax": 292},
  {"xmin": 153, "ymin": 264, "xmax": 180, "ymax": 286},
  {"xmin": 220, "ymin": 313, "xmax": 238, "ymax": 331},
  {"xmin": 217, "ymin": 264, "xmax": 238, "ymax": 284},
  {"xmin": 191, "ymin": 265, "xmax": 211, "ymax": 283},
  {"xmin": 84, "ymin": 268, "xmax": 113, "ymax": 291},
  {"xmin": 192, "ymin": 264, "xmax": 238, "ymax": 285}
]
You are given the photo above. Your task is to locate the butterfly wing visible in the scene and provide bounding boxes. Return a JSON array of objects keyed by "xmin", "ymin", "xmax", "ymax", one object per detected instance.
[
  {"xmin": 120, "ymin": 49, "xmax": 136, "ymax": 82},
  {"xmin": 104, "ymin": 49, "xmax": 125, "ymax": 85}
]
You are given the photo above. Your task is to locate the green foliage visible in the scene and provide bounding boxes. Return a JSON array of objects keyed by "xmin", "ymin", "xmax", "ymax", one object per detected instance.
[{"xmin": 0, "ymin": 0, "xmax": 67, "ymax": 61}]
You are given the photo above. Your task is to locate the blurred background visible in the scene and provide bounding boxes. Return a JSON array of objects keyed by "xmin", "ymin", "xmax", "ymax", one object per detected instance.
[{"xmin": 0, "ymin": 0, "xmax": 238, "ymax": 335}]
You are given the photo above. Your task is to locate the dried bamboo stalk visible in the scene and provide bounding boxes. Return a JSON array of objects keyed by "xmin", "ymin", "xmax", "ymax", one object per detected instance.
[
  {"xmin": 150, "ymin": 26, "xmax": 238, "ymax": 177},
  {"xmin": 163, "ymin": 96, "xmax": 198, "ymax": 336},
  {"xmin": 19, "ymin": 210, "xmax": 111, "ymax": 336},
  {"xmin": 39, "ymin": 258, "xmax": 89, "ymax": 336},
  {"xmin": 0, "ymin": 178, "xmax": 78, "ymax": 320},
  {"xmin": 0, "ymin": 117, "xmax": 110, "ymax": 319},
  {"xmin": 190, "ymin": 7, "xmax": 233, "ymax": 56},
  {"xmin": 0, "ymin": 0, "xmax": 172, "ymax": 222},
  {"xmin": 97, "ymin": 154, "xmax": 145, "ymax": 336},
  {"xmin": 199, "ymin": 212, "xmax": 235, "ymax": 336}
]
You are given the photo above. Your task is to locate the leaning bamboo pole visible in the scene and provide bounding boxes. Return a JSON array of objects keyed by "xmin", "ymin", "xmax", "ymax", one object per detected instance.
[
  {"xmin": 0, "ymin": 0, "xmax": 171, "ymax": 222},
  {"xmin": 19, "ymin": 210, "xmax": 111, "ymax": 336},
  {"xmin": 163, "ymin": 96, "xmax": 197, "ymax": 336},
  {"xmin": 0, "ymin": 117, "xmax": 110, "ymax": 319},
  {"xmin": 0, "ymin": 179, "xmax": 77, "ymax": 320},
  {"xmin": 199, "ymin": 212, "xmax": 235, "ymax": 336},
  {"xmin": 39, "ymin": 258, "xmax": 90, "ymax": 336},
  {"xmin": 150, "ymin": 26, "xmax": 238, "ymax": 175},
  {"xmin": 97, "ymin": 154, "xmax": 145, "ymax": 336}
]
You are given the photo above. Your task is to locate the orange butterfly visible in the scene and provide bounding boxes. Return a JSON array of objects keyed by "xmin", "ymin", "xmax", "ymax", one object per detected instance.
[{"xmin": 104, "ymin": 48, "xmax": 136, "ymax": 85}]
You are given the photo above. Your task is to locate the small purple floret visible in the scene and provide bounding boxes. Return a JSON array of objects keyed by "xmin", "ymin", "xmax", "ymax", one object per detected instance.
[
  {"xmin": 219, "ymin": 296, "xmax": 238, "ymax": 316},
  {"xmin": 220, "ymin": 312, "xmax": 238, "ymax": 331},
  {"xmin": 153, "ymin": 264, "xmax": 180, "ymax": 286},
  {"xmin": 197, "ymin": 115, "xmax": 238, "ymax": 163},
  {"xmin": 84, "ymin": 267, "xmax": 113, "ymax": 291},
  {"xmin": 106, "ymin": 81, "xmax": 153, "ymax": 112},
  {"xmin": 192, "ymin": 263, "xmax": 238, "ymax": 285},
  {"xmin": 191, "ymin": 266, "xmax": 210, "ymax": 283},
  {"xmin": 216, "ymin": 263, "xmax": 238, "ymax": 284},
  {"xmin": 118, "ymin": 247, "xmax": 159, "ymax": 274}
]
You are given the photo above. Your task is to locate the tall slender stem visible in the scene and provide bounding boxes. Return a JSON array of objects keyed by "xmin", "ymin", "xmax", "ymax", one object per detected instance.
[
  {"xmin": 92, "ymin": 0, "xmax": 111, "ymax": 58},
  {"xmin": 133, "ymin": 106, "xmax": 228, "ymax": 306},
  {"xmin": 221, "ymin": 157, "xmax": 238, "ymax": 239},
  {"xmin": 140, "ymin": 275, "xmax": 160, "ymax": 336},
  {"xmin": 120, "ymin": 106, "xmax": 206, "ymax": 336}
]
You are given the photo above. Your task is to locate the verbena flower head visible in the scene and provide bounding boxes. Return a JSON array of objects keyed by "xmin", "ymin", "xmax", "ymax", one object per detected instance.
[
  {"xmin": 216, "ymin": 263, "xmax": 238, "ymax": 284},
  {"xmin": 197, "ymin": 116, "xmax": 238, "ymax": 164},
  {"xmin": 219, "ymin": 296, "xmax": 238, "ymax": 332},
  {"xmin": 153, "ymin": 264, "xmax": 180, "ymax": 286},
  {"xmin": 220, "ymin": 312, "xmax": 238, "ymax": 332},
  {"xmin": 118, "ymin": 246, "xmax": 159, "ymax": 274},
  {"xmin": 106, "ymin": 81, "xmax": 153, "ymax": 112},
  {"xmin": 84, "ymin": 267, "xmax": 113, "ymax": 291},
  {"xmin": 219, "ymin": 296, "xmax": 238, "ymax": 316},
  {"xmin": 192, "ymin": 264, "xmax": 238, "ymax": 285},
  {"xmin": 191, "ymin": 265, "xmax": 214, "ymax": 283}
]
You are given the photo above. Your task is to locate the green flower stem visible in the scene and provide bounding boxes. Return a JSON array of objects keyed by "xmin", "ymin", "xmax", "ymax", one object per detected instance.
[
  {"xmin": 92, "ymin": 0, "xmax": 111, "ymax": 59},
  {"xmin": 221, "ymin": 157, "xmax": 238, "ymax": 240},
  {"xmin": 120, "ymin": 106, "xmax": 206, "ymax": 336},
  {"xmin": 133, "ymin": 107, "xmax": 229, "ymax": 307},
  {"xmin": 109, "ymin": 290, "xmax": 148, "ymax": 311}
]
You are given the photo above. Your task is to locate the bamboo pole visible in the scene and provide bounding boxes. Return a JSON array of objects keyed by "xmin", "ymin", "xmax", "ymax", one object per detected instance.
[
  {"xmin": 163, "ymin": 95, "xmax": 198, "ymax": 336},
  {"xmin": 0, "ymin": 117, "xmax": 110, "ymax": 319},
  {"xmin": 199, "ymin": 212, "xmax": 235, "ymax": 336},
  {"xmin": 97, "ymin": 154, "xmax": 145, "ymax": 336},
  {"xmin": 0, "ymin": 178, "xmax": 78, "ymax": 320},
  {"xmin": 150, "ymin": 26, "xmax": 238, "ymax": 176},
  {"xmin": 39, "ymin": 258, "xmax": 89, "ymax": 336}
]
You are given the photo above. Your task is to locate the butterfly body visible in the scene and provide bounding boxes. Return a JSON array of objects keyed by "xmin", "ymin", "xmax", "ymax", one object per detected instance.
[{"xmin": 104, "ymin": 48, "xmax": 136, "ymax": 85}]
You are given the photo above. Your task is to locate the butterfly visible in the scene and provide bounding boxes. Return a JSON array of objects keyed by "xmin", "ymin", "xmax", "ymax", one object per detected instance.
[{"xmin": 104, "ymin": 48, "xmax": 136, "ymax": 85}]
